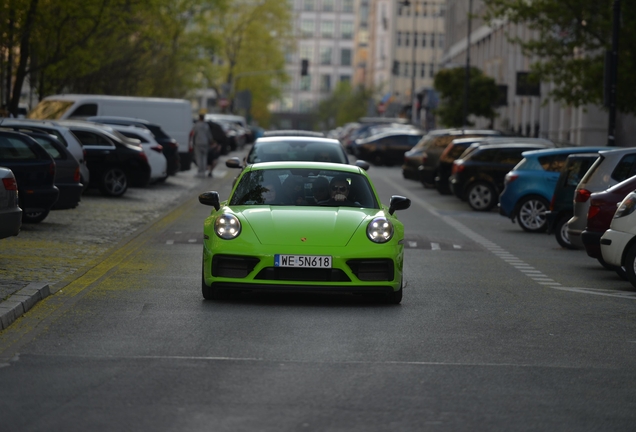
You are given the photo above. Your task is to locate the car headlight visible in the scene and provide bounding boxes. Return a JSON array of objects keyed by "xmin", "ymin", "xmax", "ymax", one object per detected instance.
[
  {"xmin": 215, "ymin": 213, "xmax": 241, "ymax": 239},
  {"xmin": 367, "ymin": 217, "xmax": 394, "ymax": 243},
  {"xmin": 615, "ymin": 193, "xmax": 636, "ymax": 219}
]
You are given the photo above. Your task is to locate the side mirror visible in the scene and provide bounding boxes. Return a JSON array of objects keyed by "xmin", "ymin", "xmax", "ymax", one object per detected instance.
[
  {"xmin": 355, "ymin": 159, "xmax": 370, "ymax": 171},
  {"xmin": 225, "ymin": 157, "xmax": 243, "ymax": 169},
  {"xmin": 388, "ymin": 195, "xmax": 411, "ymax": 215},
  {"xmin": 199, "ymin": 191, "xmax": 221, "ymax": 210}
]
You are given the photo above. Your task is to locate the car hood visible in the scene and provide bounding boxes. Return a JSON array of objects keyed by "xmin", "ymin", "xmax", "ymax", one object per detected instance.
[{"xmin": 236, "ymin": 206, "xmax": 377, "ymax": 246}]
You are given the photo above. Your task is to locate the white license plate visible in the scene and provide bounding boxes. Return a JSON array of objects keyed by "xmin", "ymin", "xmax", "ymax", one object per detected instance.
[{"xmin": 274, "ymin": 254, "xmax": 332, "ymax": 268}]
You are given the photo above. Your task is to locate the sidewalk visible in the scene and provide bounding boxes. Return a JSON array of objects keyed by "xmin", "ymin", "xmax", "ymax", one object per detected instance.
[{"xmin": 0, "ymin": 160, "xmax": 230, "ymax": 330}]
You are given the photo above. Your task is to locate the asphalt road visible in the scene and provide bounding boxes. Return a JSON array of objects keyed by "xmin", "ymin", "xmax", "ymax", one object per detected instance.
[{"xmin": 1, "ymin": 161, "xmax": 635, "ymax": 431}]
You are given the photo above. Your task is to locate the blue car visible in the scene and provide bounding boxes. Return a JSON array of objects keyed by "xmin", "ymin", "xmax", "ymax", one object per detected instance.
[{"xmin": 499, "ymin": 147, "xmax": 606, "ymax": 233}]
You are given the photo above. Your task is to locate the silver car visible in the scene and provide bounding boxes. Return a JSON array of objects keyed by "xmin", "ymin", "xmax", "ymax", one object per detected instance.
[
  {"xmin": 0, "ymin": 167, "xmax": 21, "ymax": 239},
  {"xmin": 567, "ymin": 148, "xmax": 636, "ymax": 249}
]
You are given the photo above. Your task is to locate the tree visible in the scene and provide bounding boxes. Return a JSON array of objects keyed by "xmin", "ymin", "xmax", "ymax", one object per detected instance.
[
  {"xmin": 433, "ymin": 66, "xmax": 499, "ymax": 127},
  {"xmin": 205, "ymin": 0, "xmax": 293, "ymax": 126},
  {"xmin": 483, "ymin": 0, "xmax": 636, "ymax": 114},
  {"xmin": 315, "ymin": 81, "xmax": 376, "ymax": 129}
]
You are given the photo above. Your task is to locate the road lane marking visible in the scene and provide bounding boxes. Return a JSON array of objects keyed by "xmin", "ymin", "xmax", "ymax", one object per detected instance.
[
  {"xmin": 381, "ymin": 175, "xmax": 635, "ymax": 300},
  {"xmin": 431, "ymin": 242, "xmax": 441, "ymax": 250}
]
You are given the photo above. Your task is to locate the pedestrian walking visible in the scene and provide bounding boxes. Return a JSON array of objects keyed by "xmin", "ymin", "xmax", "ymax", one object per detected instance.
[{"xmin": 192, "ymin": 113, "xmax": 213, "ymax": 177}]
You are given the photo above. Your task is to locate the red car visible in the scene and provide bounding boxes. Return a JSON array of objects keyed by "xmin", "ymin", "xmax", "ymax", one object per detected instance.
[{"xmin": 581, "ymin": 175, "xmax": 636, "ymax": 270}]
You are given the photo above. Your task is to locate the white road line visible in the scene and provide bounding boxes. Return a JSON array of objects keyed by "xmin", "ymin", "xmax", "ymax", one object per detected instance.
[
  {"xmin": 408, "ymin": 241, "xmax": 418, "ymax": 248},
  {"xmin": 166, "ymin": 240, "xmax": 174, "ymax": 245},
  {"xmin": 188, "ymin": 239, "xmax": 197, "ymax": 243},
  {"xmin": 453, "ymin": 244, "xmax": 462, "ymax": 249},
  {"xmin": 380, "ymin": 175, "xmax": 635, "ymax": 300},
  {"xmin": 431, "ymin": 242, "xmax": 441, "ymax": 250}
]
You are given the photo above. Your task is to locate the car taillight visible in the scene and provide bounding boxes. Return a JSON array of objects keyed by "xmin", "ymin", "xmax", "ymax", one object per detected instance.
[
  {"xmin": 505, "ymin": 173, "xmax": 518, "ymax": 184},
  {"xmin": 151, "ymin": 145, "xmax": 163, "ymax": 153},
  {"xmin": 139, "ymin": 152, "xmax": 148, "ymax": 163},
  {"xmin": 421, "ymin": 153, "xmax": 427, "ymax": 164},
  {"xmin": 49, "ymin": 161, "xmax": 56, "ymax": 176},
  {"xmin": 550, "ymin": 193, "xmax": 556, "ymax": 211},
  {"xmin": 73, "ymin": 167, "xmax": 81, "ymax": 183},
  {"xmin": 575, "ymin": 189, "xmax": 592, "ymax": 203},
  {"xmin": 588, "ymin": 205, "xmax": 600, "ymax": 219},
  {"xmin": 451, "ymin": 162, "xmax": 464, "ymax": 175},
  {"xmin": 2, "ymin": 177, "xmax": 17, "ymax": 191}
]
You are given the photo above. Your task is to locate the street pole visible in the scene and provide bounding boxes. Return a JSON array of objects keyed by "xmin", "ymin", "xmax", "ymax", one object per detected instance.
[
  {"xmin": 410, "ymin": 2, "xmax": 417, "ymax": 124},
  {"xmin": 463, "ymin": 0, "xmax": 473, "ymax": 128},
  {"xmin": 607, "ymin": 0, "xmax": 621, "ymax": 147}
]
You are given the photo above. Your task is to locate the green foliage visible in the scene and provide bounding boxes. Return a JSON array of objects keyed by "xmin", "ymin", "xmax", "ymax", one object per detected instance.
[
  {"xmin": 433, "ymin": 67, "xmax": 499, "ymax": 127},
  {"xmin": 483, "ymin": 0, "xmax": 636, "ymax": 114},
  {"xmin": 315, "ymin": 82, "xmax": 376, "ymax": 129}
]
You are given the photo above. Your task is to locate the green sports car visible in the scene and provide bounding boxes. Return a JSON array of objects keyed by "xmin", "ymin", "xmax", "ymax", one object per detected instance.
[{"xmin": 199, "ymin": 161, "xmax": 411, "ymax": 303}]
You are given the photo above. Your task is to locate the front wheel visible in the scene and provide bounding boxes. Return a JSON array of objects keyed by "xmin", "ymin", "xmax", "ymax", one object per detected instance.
[
  {"xmin": 555, "ymin": 215, "xmax": 577, "ymax": 249},
  {"xmin": 624, "ymin": 243, "xmax": 636, "ymax": 289},
  {"xmin": 467, "ymin": 181, "xmax": 497, "ymax": 211},
  {"xmin": 99, "ymin": 167, "xmax": 128, "ymax": 197},
  {"xmin": 517, "ymin": 196, "xmax": 549, "ymax": 232}
]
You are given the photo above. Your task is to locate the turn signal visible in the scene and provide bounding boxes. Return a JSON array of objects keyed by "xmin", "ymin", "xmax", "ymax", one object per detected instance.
[{"xmin": 2, "ymin": 178, "xmax": 17, "ymax": 191}]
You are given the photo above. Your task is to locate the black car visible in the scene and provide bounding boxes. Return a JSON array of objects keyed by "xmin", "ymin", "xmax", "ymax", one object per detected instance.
[
  {"xmin": 545, "ymin": 153, "xmax": 599, "ymax": 249},
  {"xmin": 207, "ymin": 120, "xmax": 231, "ymax": 155},
  {"xmin": 87, "ymin": 116, "xmax": 180, "ymax": 176},
  {"xmin": 354, "ymin": 130, "xmax": 424, "ymax": 166},
  {"xmin": 410, "ymin": 129, "xmax": 502, "ymax": 189},
  {"xmin": 0, "ymin": 130, "xmax": 59, "ymax": 223},
  {"xmin": 449, "ymin": 143, "xmax": 550, "ymax": 211},
  {"xmin": 19, "ymin": 131, "xmax": 83, "ymax": 211},
  {"xmin": 59, "ymin": 121, "xmax": 151, "ymax": 197}
]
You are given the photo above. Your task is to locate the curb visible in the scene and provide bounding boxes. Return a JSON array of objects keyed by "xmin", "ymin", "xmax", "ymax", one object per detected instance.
[{"xmin": 0, "ymin": 282, "xmax": 50, "ymax": 330}]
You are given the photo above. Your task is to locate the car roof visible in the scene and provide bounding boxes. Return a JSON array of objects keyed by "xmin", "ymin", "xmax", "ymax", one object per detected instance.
[
  {"xmin": 598, "ymin": 147, "xmax": 636, "ymax": 157},
  {"xmin": 520, "ymin": 146, "xmax": 606, "ymax": 157},
  {"xmin": 263, "ymin": 130, "xmax": 326, "ymax": 138},
  {"xmin": 86, "ymin": 116, "xmax": 155, "ymax": 126},
  {"xmin": 255, "ymin": 136, "xmax": 341, "ymax": 145},
  {"xmin": 247, "ymin": 161, "xmax": 365, "ymax": 174},
  {"xmin": 475, "ymin": 143, "xmax": 551, "ymax": 151}
]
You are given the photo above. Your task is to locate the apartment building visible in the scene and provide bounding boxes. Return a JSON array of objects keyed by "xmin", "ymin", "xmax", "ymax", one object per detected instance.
[
  {"xmin": 443, "ymin": 0, "xmax": 635, "ymax": 146},
  {"xmin": 270, "ymin": 0, "xmax": 356, "ymax": 129},
  {"xmin": 365, "ymin": 0, "xmax": 445, "ymax": 125}
]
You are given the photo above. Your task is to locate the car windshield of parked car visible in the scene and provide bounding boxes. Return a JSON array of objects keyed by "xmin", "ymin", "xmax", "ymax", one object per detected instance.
[
  {"xmin": 246, "ymin": 141, "xmax": 347, "ymax": 164},
  {"xmin": 229, "ymin": 168, "xmax": 379, "ymax": 208}
]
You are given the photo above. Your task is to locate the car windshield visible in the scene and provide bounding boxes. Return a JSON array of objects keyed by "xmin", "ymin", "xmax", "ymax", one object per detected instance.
[
  {"xmin": 230, "ymin": 168, "xmax": 379, "ymax": 208},
  {"xmin": 246, "ymin": 141, "xmax": 347, "ymax": 164}
]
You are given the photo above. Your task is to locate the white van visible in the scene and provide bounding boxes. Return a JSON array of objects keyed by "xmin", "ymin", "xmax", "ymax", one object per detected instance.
[{"xmin": 28, "ymin": 94, "xmax": 194, "ymax": 170}]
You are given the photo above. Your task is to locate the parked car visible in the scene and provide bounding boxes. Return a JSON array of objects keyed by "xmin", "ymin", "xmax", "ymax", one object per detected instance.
[
  {"xmin": 581, "ymin": 175, "xmax": 636, "ymax": 272},
  {"xmin": 567, "ymin": 147, "xmax": 636, "ymax": 249},
  {"xmin": 110, "ymin": 125, "xmax": 168, "ymax": 183},
  {"xmin": 600, "ymin": 191, "xmax": 636, "ymax": 287},
  {"xmin": 0, "ymin": 130, "xmax": 59, "ymax": 223},
  {"xmin": 545, "ymin": 153, "xmax": 600, "ymax": 249},
  {"xmin": 0, "ymin": 167, "xmax": 21, "ymax": 238},
  {"xmin": 412, "ymin": 129, "xmax": 503, "ymax": 189},
  {"xmin": 263, "ymin": 130, "xmax": 326, "ymax": 138},
  {"xmin": 0, "ymin": 118, "xmax": 90, "ymax": 187},
  {"xmin": 449, "ymin": 143, "xmax": 551, "ymax": 211},
  {"xmin": 499, "ymin": 147, "xmax": 605, "ymax": 233},
  {"xmin": 58, "ymin": 120, "xmax": 151, "ymax": 197},
  {"xmin": 198, "ymin": 161, "xmax": 411, "ymax": 303},
  {"xmin": 354, "ymin": 130, "xmax": 424, "ymax": 166},
  {"xmin": 87, "ymin": 116, "xmax": 180, "ymax": 176},
  {"xmin": 20, "ymin": 131, "xmax": 83, "ymax": 211}
]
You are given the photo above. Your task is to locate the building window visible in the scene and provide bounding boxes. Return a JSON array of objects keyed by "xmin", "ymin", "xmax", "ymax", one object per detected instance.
[
  {"xmin": 429, "ymin": 63, "xmax": 435, "ymax": 77},
  {"xmin": 322, "ymin": 0, "xmax": 334, "ymax": 11},
  {"xmin": 299, "ymin": 99, "xmax": 314, "ymax": 112},
  {"xmin": 413, "ymin": 32, "xmax": 418, "ymax": 47},
  {"xmin": 420, "ymin": 63, "xmax": 426, "ymax": 78},
  {"xmin": 340, "ymin": 48, "xmax": 352, "ymax": 66},
  {"xmin": 422, "ymin": 1, "xmax": 427, "ymax": 16},
  {"xmin": 301, "ymin": 20, "xmax": 315, "ymax": 38},
  {"xmin": 340, "ymin": 75, "xmax": 351, "ymax": 83},
  {"xmin": 404, "ymin": 62, "xmax": 410, "ymax": 77},
  {"xmin": 430, "ymin": 33, "xmax": 435, "ymax": 48},
  {"xmin": 340, "ymin": 21, "xmax": 353, "ymax": 39},
  {"xmin": 320, "ymin": 47, "xmax": 332, "ymax": 65},
  {"xmin": 320, "ymin": 74, "xmax": 331, "ymax": 92},
  {"xmin": 303, "ymin": 0, "xmax": 314, "ymax": 11},
  {"xmin": 300, "ymin": 45, "xmax": 314, "ymax": 63},
  {"xmin": 421, "ymin": 33, "xmax": 426, "ymax": 47},
  {"xmin": 405, "ymin": 32, "xmax": 410, "ymax": 47},
  {"xmin": 342, "ymin": 0, "xmax": 354, "ymax": 12},
  {"xmin": 438, "ymin": 34, "xmax": 444, "ymax": 49},
  {"xmin": 321, "ymin": 21, "xmax": 334, "ymax": 38},
  {"xmin": 300, "ymin": 75, "xmax": 312, "ymax": 91},
  {"xmin": 413, "ymin": 1, "xmax": 419, "ymax": 16},
  {"xmin": 397, "ymin": 31, "xmax": 402, "ymax": 47}
]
